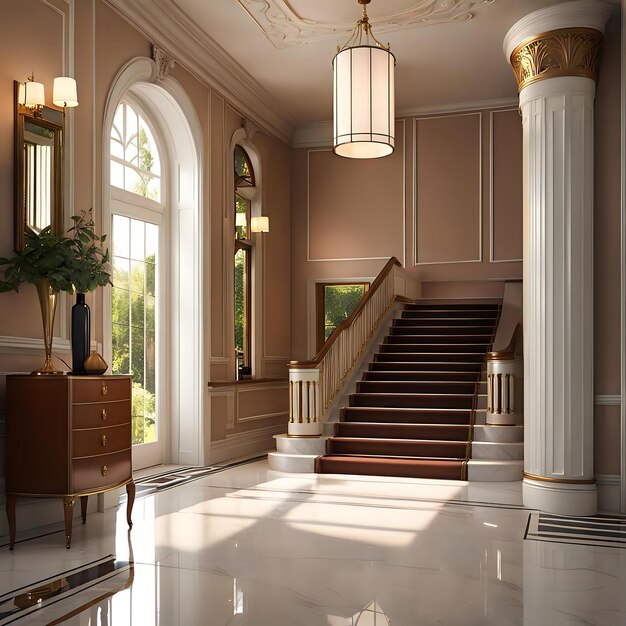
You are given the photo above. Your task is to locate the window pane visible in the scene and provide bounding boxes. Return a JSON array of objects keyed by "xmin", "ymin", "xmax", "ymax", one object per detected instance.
[
  {"xmin": 234, "ymin": 247, "xmax": 249, "ymax": 369},
  {"xmin": 110, "ymin": 160, "xmax": 124, "ymax": 192},
  {"xmin": 323, "ymin": 284, "xmax": 366, "ymax": 341},
  {"xmin": 112, "ymin": 215, "xmax": 160, "ymax": 447},
  {"xmin": 235, "ymin": 194, "xmax": 249, "ymax": 239}
]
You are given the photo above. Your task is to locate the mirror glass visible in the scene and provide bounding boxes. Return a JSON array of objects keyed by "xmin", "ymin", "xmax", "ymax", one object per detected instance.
[{"xmin": 14, "ymin": 81, "xmax": 64, "ymax": 251}]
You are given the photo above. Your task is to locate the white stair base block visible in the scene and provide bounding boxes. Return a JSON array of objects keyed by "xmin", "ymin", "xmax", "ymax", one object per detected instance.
[
  {"xmin": 268, "ymin": 452, "xmax": 318, "ymax": 473},
  {"xmin": 473, "ymin": 425, "xmax": 523, "ymax": 443},
  {"xmin": 468, "ymin": 460, "xmax": 524, "ymax": 482},
  {"xmin": 472, "ymin": 441, "xmax": 523, "ymax": 460},
  {"xmin": 274, "ymin": 434, "xmax": 327, "ymax": 455}
]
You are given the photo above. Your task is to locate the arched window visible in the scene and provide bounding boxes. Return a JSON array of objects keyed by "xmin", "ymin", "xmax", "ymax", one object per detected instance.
[
  {"xmin": 234, "ymin": 145, "xmax": 255, "ymax": 378},
  {"xmin": 109, "ymin": 96, "xmax": 165, "ymax": 468}
]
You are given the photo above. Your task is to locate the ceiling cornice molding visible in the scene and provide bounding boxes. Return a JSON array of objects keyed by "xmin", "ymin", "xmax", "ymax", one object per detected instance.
[
  {"xmin": 291, "ymin": 97, "xmax": 519, "ymax": 148},
  {"xmin": 104, "ymin": 0, "xmax": 297, "ymax": 144}
]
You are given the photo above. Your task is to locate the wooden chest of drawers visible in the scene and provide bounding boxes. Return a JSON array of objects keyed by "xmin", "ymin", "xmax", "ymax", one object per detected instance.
[{"xmin": 5, "ymin": 374, "xmax": 135, "ymax": 549}]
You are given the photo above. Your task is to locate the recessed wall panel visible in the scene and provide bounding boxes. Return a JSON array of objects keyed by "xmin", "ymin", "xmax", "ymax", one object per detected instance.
[
  {"xmin": 308, "ymin": 121, "xmax": 404, "ymax": 261},
  {"xmin": 415, "ymin": 113, "xmax": 481, "ymax": 264},
  {"xmin": 492, "ymin": 110, "xmax": 523, "ymax": 262}
]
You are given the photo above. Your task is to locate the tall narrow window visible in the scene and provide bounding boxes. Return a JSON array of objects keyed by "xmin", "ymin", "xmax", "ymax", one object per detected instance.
[
  {"xmin": 109, "ymin": 98, "xmax": 165, "ymax": 468},
  {"xmin": 234, "ymin": 145, "xmax": 255, "ymax": 379}
]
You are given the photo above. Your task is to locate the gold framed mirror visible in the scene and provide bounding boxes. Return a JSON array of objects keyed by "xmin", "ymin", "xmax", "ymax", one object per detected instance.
[{"xmin": 14, "ymin": 81, "xmax": 64, "ymax": 251}]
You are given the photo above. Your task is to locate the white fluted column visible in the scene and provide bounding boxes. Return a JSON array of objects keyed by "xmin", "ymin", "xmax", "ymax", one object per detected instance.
[{"xmin": 504, "ymin": 1, "xmax": 611, "ymax": 515}]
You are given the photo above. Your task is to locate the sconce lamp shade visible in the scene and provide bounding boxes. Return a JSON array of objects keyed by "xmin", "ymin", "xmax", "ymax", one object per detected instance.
[
  {"xmin": 333, "ymin": 45, "xmax": 395, "ymax": 159},
  {"xmin": 251, "ymin": 216, "xmax": 269, "ymax": 233},
  {"xmin": 21, "ymin": 80, "xmax": 46, "ymax": 108},
  {"xmin": 53, "ymin": 77, "xmax": 78, "ymax": 107}
]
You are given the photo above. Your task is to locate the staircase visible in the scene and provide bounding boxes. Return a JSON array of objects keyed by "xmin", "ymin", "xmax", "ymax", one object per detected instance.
[{"xmin": 314, "ymin": 301, "xmax": 500, "ymax": 480}]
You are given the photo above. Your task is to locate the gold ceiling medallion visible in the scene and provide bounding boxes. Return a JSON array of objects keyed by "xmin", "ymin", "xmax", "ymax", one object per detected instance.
[{"xmin": 509, "ymin": 27, "xmax": 604, "ymax": 92}]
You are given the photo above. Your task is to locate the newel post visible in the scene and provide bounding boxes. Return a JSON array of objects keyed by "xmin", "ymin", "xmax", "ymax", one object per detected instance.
[
  {"xmin": 486, "ymin": 354, "xmax": 523, "ymax": 426},
  {"xmin": 288, "ymin": 368, "xmax": 322, "ymax": 436}
]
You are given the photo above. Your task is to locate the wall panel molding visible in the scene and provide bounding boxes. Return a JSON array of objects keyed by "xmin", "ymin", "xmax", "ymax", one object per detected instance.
[
  {"xmin": 209, "ymin": 423, "xmax": 284, "ymax": 464},
  {"xmin": 489, "ymin": 109, "xmax": 523, "ymax": 263},
  {"xmin": 306, "ymin": 120, "xmax": 406, "ymax": 264},
  {"xmin": 413, "ymin": 112, "xmax": 483, "ymax": 266},
  {"xmin": 595, "ymin": 395, "xmax": 622, "ymax": 406}
]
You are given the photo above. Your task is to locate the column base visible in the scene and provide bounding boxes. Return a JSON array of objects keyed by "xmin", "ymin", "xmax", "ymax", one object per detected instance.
[{"xmin": 523, "ymin": 477, "xmax": 597, "ymax": 516}]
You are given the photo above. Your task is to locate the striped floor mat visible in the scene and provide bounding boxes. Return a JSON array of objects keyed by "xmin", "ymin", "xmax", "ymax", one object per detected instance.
[{"xmin": 525, "ymin": 512, "xmax": 626, "ymax": 549}]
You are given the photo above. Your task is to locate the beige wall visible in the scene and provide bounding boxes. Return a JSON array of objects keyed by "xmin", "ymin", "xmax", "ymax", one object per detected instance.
[
  {"xmin": 0, "ymin": 1, "xmax": 292, "ymax": 468},
  {"xmin": 593, "ymin": 14, "xmax": 622, "ymax": 476},
  {"xmin": 291, "ymin": 106, "xmax": 524, "ymax": 360}
]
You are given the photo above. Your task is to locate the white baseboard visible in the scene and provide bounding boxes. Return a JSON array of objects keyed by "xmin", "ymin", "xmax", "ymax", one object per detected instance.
[
  {"xmin": 596, "ymin": 474, "xmax": 622, "ymax": 512},
  {"xmin": 209, "ymin": 424, "xmax": 283, "ymax": 465}
]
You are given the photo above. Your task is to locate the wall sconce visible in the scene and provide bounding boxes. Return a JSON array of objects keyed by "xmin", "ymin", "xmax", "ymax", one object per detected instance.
[
  {"xmin": 18, "ymin": 73, "xmax": 79, "ymax": 115},
  {"xmin": 251, "ymin": 216, "xmax": 269, "ymax": 233}
]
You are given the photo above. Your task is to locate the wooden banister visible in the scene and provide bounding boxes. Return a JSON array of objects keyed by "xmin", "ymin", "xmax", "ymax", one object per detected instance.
[
  {"xmin": 487, "ymin": 323, "xmax": 521, "ymax": 361},
  {"xmin": 287, "ymin": 257, "xmax": 419, "ymax": 436},
  {"xmin": 290, "ymin": 257, "xmax": 402, "ymax": 368}
]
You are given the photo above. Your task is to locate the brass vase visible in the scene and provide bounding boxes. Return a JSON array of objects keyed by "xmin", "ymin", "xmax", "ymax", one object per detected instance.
[{"xmin": 32, "ymin": 279, "xmax": 66, "ymax": 375}]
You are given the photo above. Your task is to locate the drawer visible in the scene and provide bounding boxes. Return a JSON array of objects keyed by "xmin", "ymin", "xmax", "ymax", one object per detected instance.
[
  {"xmin": 72, "ymin": 400, "xmax": 131, "ymax": 429},
  {"xmin": 72, "ymin": 449, "xmax": 132, "ymax": 493},
  {"xmin": 72, "ymin": 377, "xmax": 130, "ymax": 403},
  {"xmin": 73, "ymin": 423, "xmax": 131, "ymax": 459}
]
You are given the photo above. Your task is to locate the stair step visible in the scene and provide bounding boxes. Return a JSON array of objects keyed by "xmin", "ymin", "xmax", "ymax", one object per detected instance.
[
  {"xmin": 357, "ymin": 381, "xmax": 478, "ymax": 394},
  {"xmin": 350, "ymin": 392, "xmax": 475, "ymax": 409},
  {"xmin": 335, "ymin": 422, "xmax": 471, "ymax": 440},
  {"xmin": 394, "ymin": 318, "xmax": 497, "ymax": 327},
  {"xmin": 385, "ymin": 334, "xmax": 493, "ymax": 344},
  {"xmin": 369, "ymin": 361, "xmax": 483, "ymax": 372},
  {"xmin": 342, "ymin": 407, "xmax": 473, "ymax": 424},
  {"xmin": 404, "ymin": 303, "xmax": 500, "ymax": 311},
  {"xmin": 402, "ymin": 310, "xmax": 499, "ymax": 319},
  {"xmin": 328, "ymin": 437, "xmax": 468, "ymax": 458},
  {"xmin": 380, "ymin": 343, "xmax": 490, "ymax": 353},
  {"xmin": 390, "ymin": 325, "xmax": 496, "ymax": 335},
  {"xmin": 316, "ymin": 456, "xmax": 467, "ymax": 480},
  {"xmin": 362, "ymin": 371, "xmax": 481, "ymax": 382},
  {"xmin": 374, "ymin": 352, "xmax": 485, "ymax": 363}
]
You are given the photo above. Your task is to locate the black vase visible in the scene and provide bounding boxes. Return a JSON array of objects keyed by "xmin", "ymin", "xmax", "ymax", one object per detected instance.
[{"xmin": 71, "ymin": 293, "xmax": 91, "ymax": 374}]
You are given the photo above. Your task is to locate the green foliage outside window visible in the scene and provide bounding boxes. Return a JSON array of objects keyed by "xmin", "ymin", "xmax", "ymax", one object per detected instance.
[
  {"xmin": 132, "ymin": 127, "xmax": 158, "ymax": 201},
  {"xmin": 234, "ymin": 248, "xmax": 246, "ymax": 365},
  {"xmin": 324, "ymin": 284, "xmax": 366, "ymax": 341}
]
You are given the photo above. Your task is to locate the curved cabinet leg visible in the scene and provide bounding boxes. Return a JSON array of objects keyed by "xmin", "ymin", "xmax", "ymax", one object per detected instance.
[
  {"xmin": 126, "ymin": 481, "xmax": 135, "ymax": 529},
  {"xmin": 6, "ymin": 495, "xmax": 16, "ymax": 550},
  {"xmin": 80, "ymin": 496, "xmax": 88, "ymax": 524},
  {"xmin": 63, "ymin": 496, "xmax": 76, "ymax": 549}
]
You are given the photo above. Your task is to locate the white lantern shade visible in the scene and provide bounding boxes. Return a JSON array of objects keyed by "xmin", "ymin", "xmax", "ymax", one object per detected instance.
[
  {"xmin": 22, "ymin": 80, "xmax": 46, "ymax": 108},
  {"xmin": 53, "ymin": 77, "xmax": 78, "ymax": 107},
  {"xmin": 333, "ymin": 45, "xmax": 395, "ymax": 159},
  {"xmin": 251, "ymin": 216, "xmax": 269, "ymax": 233}
]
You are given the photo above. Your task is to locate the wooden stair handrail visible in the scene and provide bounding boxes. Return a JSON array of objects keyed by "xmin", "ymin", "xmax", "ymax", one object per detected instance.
[
  {"xmin": 487, "ymin": 323, "xmax": 521, "ymax": 361},
  {"xmin": 290, "ymin": 256, "xmax": 402, "ymax": 368}
]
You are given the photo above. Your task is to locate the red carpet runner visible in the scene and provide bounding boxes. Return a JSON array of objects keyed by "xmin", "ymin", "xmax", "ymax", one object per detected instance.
[{"xmin": 315, "ymin": 301, "xmax": 501, "ymax": 480}]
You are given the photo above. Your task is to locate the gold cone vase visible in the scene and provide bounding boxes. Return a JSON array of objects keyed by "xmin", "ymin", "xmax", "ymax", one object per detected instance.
[{"xmin": 32, "ymin": 279, "xmax": 66, "ymax": 375}]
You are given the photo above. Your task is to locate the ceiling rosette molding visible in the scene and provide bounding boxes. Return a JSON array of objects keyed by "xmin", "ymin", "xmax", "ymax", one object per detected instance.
[
  {"xmin": 238, "ymin": 0, "xmax": 497, "ymax": 48},
  {"xmin": 105, "ymin": 0, "xmax": 297, "ymax": 143}
]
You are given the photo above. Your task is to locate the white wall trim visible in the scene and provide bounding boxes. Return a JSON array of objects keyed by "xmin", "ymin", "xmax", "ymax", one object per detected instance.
[
  {"xmin": 0, "ymin": 336, "xmax": 98, "ymax": 356},
  {"xmin": 105, "ymin": 0, "xmax": 296, "ymax": 144},
  {"xmin": 413, "ymin": 112, "xmax": 483, "ymax": 266},
  {"xmin": 595, "ymin": 395, "xmax": 622, "ymax": 406},
  {"xmin": 306, "ymin": 119, "xmax": 406, "ymax": 265}
]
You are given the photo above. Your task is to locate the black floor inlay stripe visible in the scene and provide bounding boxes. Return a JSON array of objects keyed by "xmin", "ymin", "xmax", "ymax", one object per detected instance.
[{"xmin": 526, "ymin": 512, "xmax": 626, "ymax": 549}]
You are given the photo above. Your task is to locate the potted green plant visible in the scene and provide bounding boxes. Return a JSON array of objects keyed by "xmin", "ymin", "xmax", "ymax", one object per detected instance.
[{"xmin": 0, "ymin": 209, "xmax": 112, "ymax": 375}]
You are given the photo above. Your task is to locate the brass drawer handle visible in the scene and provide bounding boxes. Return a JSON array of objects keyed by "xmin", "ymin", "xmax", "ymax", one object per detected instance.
[
  {"xmin": 101, "ymin": 435, "xmax": 107, "ymax": 447},
  {"xmin": 101, "ymin": 465, "xmax": 108, "ymax": 476},
  {"xmin": 101, "ymin": 383, "xmax": 108, "ymax": 396},
  {"xmin": 101, "ymin": 409, "xmax": 108, "ymax": 421}
]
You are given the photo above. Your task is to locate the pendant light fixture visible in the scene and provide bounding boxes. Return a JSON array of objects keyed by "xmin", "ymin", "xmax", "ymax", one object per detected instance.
[{"xmin": 333, "ymin": 0, "xmax": 396, "ymax": 159}]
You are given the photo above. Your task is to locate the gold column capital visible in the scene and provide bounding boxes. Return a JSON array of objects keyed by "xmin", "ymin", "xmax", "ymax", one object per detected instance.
[{"xmin": 510, "ymin": 27, "xmax": 604, "ymax": 92}]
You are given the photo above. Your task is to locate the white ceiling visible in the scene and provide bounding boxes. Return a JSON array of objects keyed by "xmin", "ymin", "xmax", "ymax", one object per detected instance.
[{"xmin": 167, "ymin": 0, "xmax": 586, "ymax": 124}]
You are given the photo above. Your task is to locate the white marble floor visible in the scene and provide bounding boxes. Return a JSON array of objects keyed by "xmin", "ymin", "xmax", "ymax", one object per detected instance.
[{"xmin": 0, "ymin": 461, "xmax": 625, "ymax": 625}]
